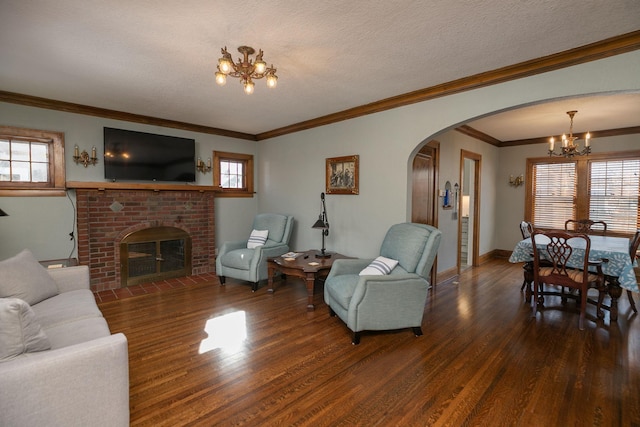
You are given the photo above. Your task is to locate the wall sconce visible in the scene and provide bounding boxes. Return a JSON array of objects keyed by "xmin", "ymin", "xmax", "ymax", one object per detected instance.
[
  {"xmin": 509, "ymin": 174, "xmax": 524, "ymax": 187},
  {"xmin": 197, "ymin": 158, "xmax": 212, "ymax": 174},
  {"xmin": 73, "ymin": 145, "xmax": 98, "ymax": 167}
]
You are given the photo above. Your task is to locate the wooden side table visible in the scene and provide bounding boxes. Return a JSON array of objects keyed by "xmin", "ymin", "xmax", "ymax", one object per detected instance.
[{"xmin": 267, "ymin": 250, "xmax": 351, "ymax": 311}]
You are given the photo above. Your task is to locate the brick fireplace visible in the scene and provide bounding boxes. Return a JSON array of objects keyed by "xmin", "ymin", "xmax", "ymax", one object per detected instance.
[{"xmin": 73, "ymin": 186, "xmax": 215, "ymax": 292}]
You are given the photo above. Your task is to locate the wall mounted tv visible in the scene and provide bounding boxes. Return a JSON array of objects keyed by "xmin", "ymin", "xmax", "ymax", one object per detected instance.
[{"xmin": 104, "ymin": 127, "xmax": 196, "ymax": 182}]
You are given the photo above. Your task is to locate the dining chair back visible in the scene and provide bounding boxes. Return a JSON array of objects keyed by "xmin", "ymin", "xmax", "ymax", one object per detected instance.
[
  {"xmin": 625, "ymin": 229, "xmax": 640, "ymax": 313},
  {"xmin": 519, "ymin": 221, "xmax": 535, "ymax": 292},
  {"xmin": 530, "ymin": 229, "xmax": 604, "ymax": 330},
  {"xmin": 519, "ymin": 221, "xmax": 533, "ymax": 239},
  {"xmin": 564, "ymin": 219, "xmax": 607, "ymax": 236}
]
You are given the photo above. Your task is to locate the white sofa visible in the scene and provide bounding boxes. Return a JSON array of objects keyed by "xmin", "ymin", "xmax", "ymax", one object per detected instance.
[{"xmin": 0, "ymin": 249, "xmax": 129, "ymax": 427}]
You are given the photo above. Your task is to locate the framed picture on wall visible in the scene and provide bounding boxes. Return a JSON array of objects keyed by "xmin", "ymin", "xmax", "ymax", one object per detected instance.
[{"xmin": 326, "ymin": 155, "xmax": 359, "ymax": 195}]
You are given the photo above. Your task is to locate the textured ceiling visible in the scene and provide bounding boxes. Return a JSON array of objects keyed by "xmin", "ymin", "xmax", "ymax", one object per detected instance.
[{"xmin": 0, "ymin": 0, "xmax": 639, "ymax": 139}]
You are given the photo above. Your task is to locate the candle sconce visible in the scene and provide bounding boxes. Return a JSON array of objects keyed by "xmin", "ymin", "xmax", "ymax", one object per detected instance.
[
  {"xmin": 509, "ymin": 174, "xmax": 524, "ymax": 187},
  {"xmin": 73, "ymin": 145, "xmax": 98, "ymax": 167},
  {"xmin": 197, "ymin": 157, "xmax": 212, "ymax": 174}
]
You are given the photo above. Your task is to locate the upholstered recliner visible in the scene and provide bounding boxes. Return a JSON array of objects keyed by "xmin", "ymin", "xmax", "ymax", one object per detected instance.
[
  {"xmin": 216, "ymin": 213, "xmax": 294, "ymax": 291},
  {"xmin": 324, "ymin": 222, "xmax": 442, "ymax": 344}
]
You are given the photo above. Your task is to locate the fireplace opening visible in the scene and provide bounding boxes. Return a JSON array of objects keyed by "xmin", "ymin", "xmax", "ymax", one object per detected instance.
[{"xmin": 120, "ymin": 226, "xmax": 192, "ymax": 287}]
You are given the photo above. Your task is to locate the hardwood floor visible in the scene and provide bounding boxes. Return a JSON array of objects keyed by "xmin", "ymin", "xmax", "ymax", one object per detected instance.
[{"xmin": 98, "ymin": 259, "xmax": 640, "ymax": 426}]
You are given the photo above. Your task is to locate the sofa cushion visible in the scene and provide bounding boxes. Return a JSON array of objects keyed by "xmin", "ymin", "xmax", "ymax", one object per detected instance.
[
  {"xmin": 0, "ymin": 249, "xmax": 59, "ymax": 305},
  {"xmin": 247, "ymin": 229, "xmax": 269, "ymax": 249},
  {"xmin": 44, "ymin": 317, "xmax": 111, "ymax": 349},
  {"xmin": 32, "ymin": 289, "xmax": 103, "ymax": 328},
  {"xmin": 220, "ymin": 249, "xmax": 254, "ymax": 270},
  {"xmin": 359, "ymin": 256, "xmax": 399, "ymax": 276},
  {"xmin": 0, "ymin": 298, "xmax": 51, "ymax": 361}
]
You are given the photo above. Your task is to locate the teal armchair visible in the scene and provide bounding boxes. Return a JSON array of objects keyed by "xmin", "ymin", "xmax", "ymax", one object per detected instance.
[
  {"xmin": 324, "ymin": 223, "xmax": 442, "ymax": 344},
  {"xmin": 216, "ymin": 213, "xmax": 294, "ymax": 291}
]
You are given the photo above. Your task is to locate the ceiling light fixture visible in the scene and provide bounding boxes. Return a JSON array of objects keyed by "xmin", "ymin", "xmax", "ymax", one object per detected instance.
[
  {"xmin": 215, "ymin": 46, "xmax": 278, "ymax": 95},
  {"xmin": 548, "ymin": 110, "xmax": 591, "ymax": 157}
]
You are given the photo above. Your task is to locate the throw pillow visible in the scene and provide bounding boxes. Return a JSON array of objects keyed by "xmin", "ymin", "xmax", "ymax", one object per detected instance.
[
  {"xmin": 247, "ymin": 229, "xmax": 269, "ymax": 249},
  {"xmin": 0, "ymin": 297, "xmax": 51, "ymax": 361},
  {"xmin": 0, "ymin": 249, "xmax": 59, "ymax": 305},
  {"xmin": 359, "ymin": 256, "xmax": 399, "ymax": 276}
]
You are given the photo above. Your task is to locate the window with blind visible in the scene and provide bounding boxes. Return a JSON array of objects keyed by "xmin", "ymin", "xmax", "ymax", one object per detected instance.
[
  {"xmin": 590, "ymin": 159, "xmax": 640, "ymax": 232},
  {"xmin": 526, "ymin": 150, "xmax": 640, "ymax": 235},
  {"xmin": 531, "ymin": 162, "xmax": 576, "ymax": 230}
]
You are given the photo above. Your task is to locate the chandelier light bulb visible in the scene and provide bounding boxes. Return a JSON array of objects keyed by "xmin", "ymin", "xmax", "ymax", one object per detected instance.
[
  {"xmin": 244, "ymin": 80, "xmax": 255, "ymax": 95},
  {"xmin": 218, "ymin": 58, "xmax": 232, "ymax": 74},
  {"xmin": 254, "ymin": 59, "xmax": 267, "ymax": 75},
  {"xmin": 215, "ymin": 71, "xmax": 227, "ymax": 86},
  {"xmin": 266, "ymin": 73, "xmax": 278, "ymax": 88}
]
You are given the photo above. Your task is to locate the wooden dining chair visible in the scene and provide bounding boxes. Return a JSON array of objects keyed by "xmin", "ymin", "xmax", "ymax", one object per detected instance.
[
  {"xmin": 625, "ymin": 229, "xmax": 640, "ymax": 313},
  {"xmin": 530, "ymin": 229, "xmax": 605, "ymax": 330},
  {"xmin": 564, "ymin": 219, "xmax": 607, "ymax": 236}
]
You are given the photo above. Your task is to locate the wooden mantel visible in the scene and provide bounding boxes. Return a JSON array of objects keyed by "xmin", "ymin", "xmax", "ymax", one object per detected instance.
[{"xmin": 66, "ymin": 181, "xmax": 219, "ymax": 192}]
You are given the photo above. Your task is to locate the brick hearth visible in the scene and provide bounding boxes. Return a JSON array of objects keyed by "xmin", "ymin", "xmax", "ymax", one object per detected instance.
[{"xmin": 75, "ymin": 188, "xmax": 215, "ymax": 292}]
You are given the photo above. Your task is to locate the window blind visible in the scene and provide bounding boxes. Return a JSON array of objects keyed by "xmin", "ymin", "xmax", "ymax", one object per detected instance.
[
  {"xmin": 532, "ymin": 162, "xmax": 576, "ymax": 229},
  {"xmin": 589, "ymin": 159, "xmax": 640, "ymax": 233}
]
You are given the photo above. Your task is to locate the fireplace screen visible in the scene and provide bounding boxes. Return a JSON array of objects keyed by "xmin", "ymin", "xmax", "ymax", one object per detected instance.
[{"xmin": 120, "ymin": 227, "xmax": 192, "ymax": 287}]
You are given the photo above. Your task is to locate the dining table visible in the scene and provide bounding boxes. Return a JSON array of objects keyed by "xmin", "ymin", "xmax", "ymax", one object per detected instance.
[{"xmin": 509, "ymin": 234, "xmax": 638, "ymax": 321}]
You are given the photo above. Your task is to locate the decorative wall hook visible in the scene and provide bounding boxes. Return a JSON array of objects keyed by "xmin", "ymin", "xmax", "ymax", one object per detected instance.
[
  {"xmin": 509, "ymin": 174, "xmax": 524, "ymax": 187},
  {"xmin": 73, "ymin": 145, "xmax": 98, "ymax": 167}
]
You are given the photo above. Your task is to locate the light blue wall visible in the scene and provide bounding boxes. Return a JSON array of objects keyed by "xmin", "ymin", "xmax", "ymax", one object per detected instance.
[{"xmin": 1, "ymin": 50, "xmax": 639, "ymax": 274}]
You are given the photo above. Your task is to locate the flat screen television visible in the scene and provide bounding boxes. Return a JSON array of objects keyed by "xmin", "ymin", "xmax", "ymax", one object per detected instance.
[{"xmin": 104, "ymin": 127, "xmax": 196, "ymax": 182}]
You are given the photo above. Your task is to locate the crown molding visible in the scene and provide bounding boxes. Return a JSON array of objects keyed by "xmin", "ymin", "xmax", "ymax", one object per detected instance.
[
  {"xmin": 257, "ymin": 30, "xmax": 640, "ymax": 140},
  {"xmin": 0, "ymin": 91, "xmax": 257, "ymax": 141},
  {"xmin": 1, "ymin": 31, "xmax": 639, "ymax": 142}
]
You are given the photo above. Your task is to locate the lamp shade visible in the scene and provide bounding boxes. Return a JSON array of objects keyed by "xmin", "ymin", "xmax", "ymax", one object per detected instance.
[
  {"xmin": 0, "ymin": 208, "xmax": 8, "ymax": 217},
  {"xmin": 312, "ymin": 217, "xmax": 328, "ymax": 229}
]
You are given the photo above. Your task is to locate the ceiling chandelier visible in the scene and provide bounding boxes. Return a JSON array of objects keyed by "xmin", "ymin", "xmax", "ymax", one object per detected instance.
[
  {"xmin": 548, "ymin": 110, "xmax": 591, "ymax": 157},
  {"xmin": 215, "ymin": 46, "xmax": 278, "ymax": 95}
]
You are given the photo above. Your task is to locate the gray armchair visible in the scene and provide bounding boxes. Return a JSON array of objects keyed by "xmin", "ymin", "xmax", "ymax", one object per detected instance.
[
  {"xmin": 216, "ymin": 213, "xmax": 294, "ymax": 291},
  {"xmin": 324, "ymin": 222, "xmax": 442, "ymax": 344}
]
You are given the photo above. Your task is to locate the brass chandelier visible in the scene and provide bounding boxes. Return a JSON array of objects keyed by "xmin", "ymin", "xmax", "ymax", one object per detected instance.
[
  {"xmin": 548, "ymin": 110, "xmax": 591, "ymax": 157},
  {"xmin": 215, "ymin": 46, "xmax": 278, "ymax": 94}
]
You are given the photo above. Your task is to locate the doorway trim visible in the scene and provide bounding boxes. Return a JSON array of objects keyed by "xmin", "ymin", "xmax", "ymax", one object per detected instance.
[{"xmin": 458, "ymin": 150, "xmax": 481, "ymax": 272}]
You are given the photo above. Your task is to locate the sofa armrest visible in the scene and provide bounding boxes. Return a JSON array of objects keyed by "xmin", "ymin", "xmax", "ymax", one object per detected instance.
[
  {"xmin": 0, "ymin": 333, "xmax": 129, "ymax": 427},
  {"xmin": 47, "ymin": 265, "xmax": 90, "ymax": 293}
]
